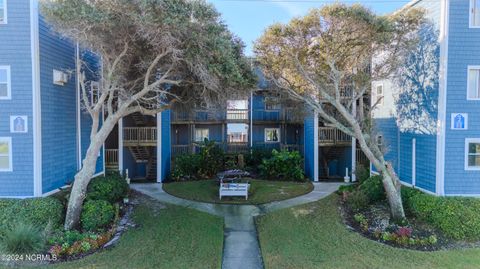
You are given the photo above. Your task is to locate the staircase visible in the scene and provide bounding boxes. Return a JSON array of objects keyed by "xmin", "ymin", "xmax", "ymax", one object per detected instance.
[
  {"xmin": 146, "ymin": 150, "xmax": 157, "ymax": 180},
  {"xmin": 128, "ymin": 146, "xmax": 150, "ymax": 162}
]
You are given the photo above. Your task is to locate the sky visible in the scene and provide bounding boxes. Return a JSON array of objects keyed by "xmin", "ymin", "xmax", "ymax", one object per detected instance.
[{"xmin": 207, "ymin": 0, "xmax": 412, "ymax": 55}]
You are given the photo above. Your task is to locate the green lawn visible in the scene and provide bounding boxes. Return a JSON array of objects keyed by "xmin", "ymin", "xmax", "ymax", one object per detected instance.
[
  {"xmin": 256, "ymin": 194, "xmax": 480, "ymax": 269},
  {"xmin": 45, "ymin": 198, "xmax": 224, "ymax": 269},
  {"xmin": 163, "ymin": 179, "xmax": 313, "ymax": 205}
]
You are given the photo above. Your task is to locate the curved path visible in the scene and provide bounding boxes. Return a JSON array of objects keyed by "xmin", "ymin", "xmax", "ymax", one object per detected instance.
[{"xmin": 131, "ymin": 182, "xmax": 342, "ymax": 269}]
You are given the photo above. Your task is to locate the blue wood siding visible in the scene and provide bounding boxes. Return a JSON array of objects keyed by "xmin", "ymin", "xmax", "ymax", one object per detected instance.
[
  {"xmin": 0, "ymin": 0, "xmax": 34, "ymax": 197},
  {"xmin": 444, "ymin": 1, "xmax": 480, "ymax": 195},
  {"xmin": 252, "ymin": 95, "xmax": 281, "ymax": 121},
  {"xmin": 160, "ymin": 110, "xmax": 171, "ymax": 179},
  {"xmin": 304, "ymin": 115, "xmax": 315, "ymax": 180},
  {"xmin": 39, "ymin": 16, "xmax": 78, "ymax": 193}
]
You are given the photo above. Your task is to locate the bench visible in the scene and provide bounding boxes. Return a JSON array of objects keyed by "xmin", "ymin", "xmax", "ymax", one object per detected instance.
[{"xmin": 219, "ymin": 181, "xmax": 250, "ymax": 200}]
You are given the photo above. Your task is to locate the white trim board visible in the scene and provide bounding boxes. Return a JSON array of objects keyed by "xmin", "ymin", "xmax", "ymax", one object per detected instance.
[
  {"xmin": 30, "ymin": 0, "xmax": 42, "ymax": 197},
  {"xmin": 435, "ymin": 0, "xmax": 449, "ymax": 196}
]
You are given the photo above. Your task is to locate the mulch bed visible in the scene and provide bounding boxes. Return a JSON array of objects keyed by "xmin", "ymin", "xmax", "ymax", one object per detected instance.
[{"xmin": 338, "ymin": 196, "xmax": 463, "ymax": 251}]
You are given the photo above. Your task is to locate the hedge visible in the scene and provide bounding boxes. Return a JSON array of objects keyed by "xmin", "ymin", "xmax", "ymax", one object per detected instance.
[
  {"xmin": 86, "ymin": 172, "xmax": 129, "ymax": 203},
  {"xmin": 402, "ymin": 187, "xmax": 480, "ymax": 240},
  {"xmin": 0, "ymin": 197, "xmax": 64, "ymax": 238}
]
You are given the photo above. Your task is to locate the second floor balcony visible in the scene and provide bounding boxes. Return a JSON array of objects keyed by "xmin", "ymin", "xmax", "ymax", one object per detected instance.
[{"xmin": 318, "ymin": 127, "xmax": 351, "ymax": 146}]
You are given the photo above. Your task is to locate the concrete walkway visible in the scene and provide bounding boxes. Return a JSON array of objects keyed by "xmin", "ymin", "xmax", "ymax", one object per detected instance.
[{"xmin": 131, "ymin": 182, "xmax": 342, "ymax": 269}]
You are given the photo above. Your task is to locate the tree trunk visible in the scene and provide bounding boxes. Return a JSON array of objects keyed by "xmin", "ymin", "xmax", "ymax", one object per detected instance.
[
  {"xmin": 64, "ymin": 117, "xmax": 118, "ymax": 230},
  {"xmin": 355, "ymin": 136, "xmax": 406, "ymax": 220}
]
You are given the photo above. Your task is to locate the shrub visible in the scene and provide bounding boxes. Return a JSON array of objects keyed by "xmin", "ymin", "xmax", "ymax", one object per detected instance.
[
  {"xmin": 197, "ymin": 139, "xmax": 224, "ymax": 178},
  {"xmin": 86, "ymin": 172, "xmax": 129, "ymax": 203},
  {"xmin": 171, "ymin": 139, "xmax": 224, "ymax": 180},
  {"xmin": 259, "ymin": 150, "xmax": 305, "ymax": 182},
  {"xmin": 345, "ymin": 190, "xmax": 369, "ymax": 212},
  {"xmin": 402, "ymin": 187, "xmax": 480, "ymax": 240},
  {"xmin": 1, "ymin": 223, "xmax": 45, "ymax": 254},
  {"xmin": 81, "ymin": 200, "xmax": 114, "ymax": 232},
  {"xmin": 355, "ymin": 164, "xmax": 371, "ymax": 184},
  {"xmin": 359, "ymin": 175, "xmax": 385, "ymax": 203},
  {"xmin": 171, "ymin": 154, "xmax": 202, "ymax": 180},
  {"xmin": 246, "ymin": 148, "xmax": 273, "ymax": 170},
  {"xmin": 337, "ymin": 184, "xmax": 357, "ymax": 195},
  {"xmin": 0, "ymin": 197, "xmax": 63, "ymax": 238}
]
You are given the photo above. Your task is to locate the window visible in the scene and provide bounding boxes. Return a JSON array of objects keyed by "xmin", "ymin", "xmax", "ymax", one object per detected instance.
[
  {"xmin": 227, "ymin": 123, "xmax": 248, "ymax": 143},
  {"xmin": 90, "ymin": 81, "xmax": 100, "ymax": 105},
  {"xmin": 0, "ymin": 66, "xmax": 11, "ymax": 100},
  {"xmin": 375, "ymin": 84, "xmax": 384, "ymax": 106},
  {"xmin": 466, "ymin": 138, "xmax": 480, "ymax": 170},
  {"xmin": 0, "ymin": 0, "xmax": 6, "ymax": 24},
  {"xmin": 471, "ymin": 0, "xmax": 480, "ymax": 28},
  {"xmin": 377, "ymin": 135, "xmax": 383, "ymax": 147},
  {"xmin": 468, "ymin": 67, "xmax": 480, "ymax": 100},
  {"xmin": 265, "ymin": 97, "xmax": 281, "ymax": 110},
  {"xmin": 194, "ymin": 128, "xmax": 209, "ymax": 142},
  {"xmin": 265, "ymin": 128, "xmax": 280, "ymax": 143},
  {"xmin": 0, "ymin": 137, "xmax": 12, "ymax": 172}
]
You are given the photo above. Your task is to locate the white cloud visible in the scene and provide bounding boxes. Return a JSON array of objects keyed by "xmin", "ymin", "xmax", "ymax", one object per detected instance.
[{"xmin": 273, "ymin": 2, "xmax": 305, "ymax": 17}]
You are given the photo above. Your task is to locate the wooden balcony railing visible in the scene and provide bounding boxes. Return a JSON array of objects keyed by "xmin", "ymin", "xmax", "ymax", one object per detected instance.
[
  {"xmin": 105, "ymin": 149, "xmax": 119, "ymax": 167},
  {"xmin": 356, "ymin": 148, "xmax": 369, "ymax": 165},
  {"xmin": 318, "ymin": 127, "xmax": 351, "ymax": 145},
  {"xmin": 124, "ymin": 127, "xmax": 157, "ymax": 145},
  {"xmin": 226, "ymin": 109, "xmax": 249, "ymax": 121}
]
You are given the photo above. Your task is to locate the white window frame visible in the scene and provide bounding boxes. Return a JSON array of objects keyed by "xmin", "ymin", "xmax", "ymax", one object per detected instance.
[
  {"xmin": 467, "ymin": 66, "xmax": 480, "ymax": 100},
  {"xmin": 90, "ymin": 81, "xmax": 100, "ymax": 105},
  {"xmin": 0, "ymin": 137, "xmax": 12, "ymax": 172},
  {"xmin": 465, "ymin": 138, "xmax": 480, "ymax": 171},
  {"xmin": 194, "ymin": 128, "xmax": 209, "ymax": 142},
  {"xmin": 377, "ymin": 135, "xmax": 383, "ymax": 147},
  {"xmin": 264, "ymin": 97, "xmax": 281, "ymax": 111},
  {"xmin": 376, "ymin": 84, "xmax": 384, "ymax": 106},
  {"xmin": 470, "ymin": 0, "xmax": 480, "ymax": 28},
  {"xmin": 0, "ymin": 66, "xmax": 11, "ymax": 100},
  {"xmin": 0, "ymin": 0, "xmax": 7, "ymax": 25},
  {"xmin": 264, "ymin": 128, "xmax": 280, "ymax": 143}
]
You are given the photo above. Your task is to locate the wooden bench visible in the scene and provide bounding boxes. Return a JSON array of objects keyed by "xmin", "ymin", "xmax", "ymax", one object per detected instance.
[{"xmin": 219, "ymin": 181, "xmax": 250, "ymax": 200}]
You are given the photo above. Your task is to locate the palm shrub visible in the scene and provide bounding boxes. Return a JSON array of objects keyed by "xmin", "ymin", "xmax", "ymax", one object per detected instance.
[
  {"xmin": 1, "ymin": 223, "xmax": 46, "ymax": 254},
  {"xmin": 259, "ymin": 150, "xmax": 305, "ymax": 182}
]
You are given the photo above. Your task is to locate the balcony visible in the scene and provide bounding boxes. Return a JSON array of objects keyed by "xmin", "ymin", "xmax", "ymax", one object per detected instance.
[
  {"xmin": 105, "ymin": 149, "xmax": 119, "ymax": 169},
  {"xmin": 226, "ymin": 109, "xmax": 249, "ymax": 121},
  {"xmin": 171, "ymin": 109, "xmax": 226, "ymax": 123},
  {"xmin": 318, "ymin": 127, "xmax": 351, "ymax": 146},
  {"xmin": 124, "ymin": 127, "xmax": 157, "ymax": 146}
]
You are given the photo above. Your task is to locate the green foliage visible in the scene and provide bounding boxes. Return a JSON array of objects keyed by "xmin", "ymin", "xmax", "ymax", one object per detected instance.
[
  {"xmin": 171, "ymin": 154, "xmax": 202, "ymax": 180},
  {"xmin": 1, "ymin": 223, "xmax": 46, "ymax": 254},
  {"xmin": 86, "ymin": 172, "xmax": 129, "ymax": 203},
  {"xmin": 246, "ymin": 148, "xmax": 273, "ymax": 170},
  {"xmin": 259, "ymin": 150, "xmax": 305, "ymax": 182},
  {"xmin": 197, "ymin": 139, "xmax": 225, "ymax": 178},
  {"xmin": 359, "ymin": 175, "xmax": 386, "ymax": 203},
  {"xmin": 0, "ymin": 197, "xmax": 63, "ymax": 238},
  {"xmin": 337, "ymin": 184, "xmax": 357, "ymax": 195},
  {"xmin": 172, "ymin": 139, "xmax": 225, "ymax": 181},
  {"xmin": 355, "ymin": 164, "xmax": 371, "ymax": 184},
  {"xmin": 402, "ymin": 187, "xmax": 480, "ymax": 240},
  {"xmin": 345, "ymin": 190, "xmax": 369, "ymax": 212},
  {"xmin": 81, "ymin": 200, "xmax": 115, "ymax": 232},
  {"xmin": 353, "ymin": 213, "xmax": 368, "ymax": 231}
]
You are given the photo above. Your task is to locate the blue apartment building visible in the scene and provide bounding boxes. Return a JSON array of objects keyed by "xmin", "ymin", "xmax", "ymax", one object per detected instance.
[
  {"xmin": 2, "ymin": 0, "xmax": 477, "ymax": 198},
  {"xmin": 373, "ymin": 0, "xmax": 480, "ymax": 196},
  {"xmin": 0, "ymin": 0, "xmax": 104, "ymax": 198}
]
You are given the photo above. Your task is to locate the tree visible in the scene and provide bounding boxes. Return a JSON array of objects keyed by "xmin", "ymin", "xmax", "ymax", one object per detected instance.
[
  {"xmin": 255, "ymin": 4, "xmax": 425, "ymax": 219},
  {"xmin": 42, "ymin": 0, "xmax": 255, "ymax": 230}
]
